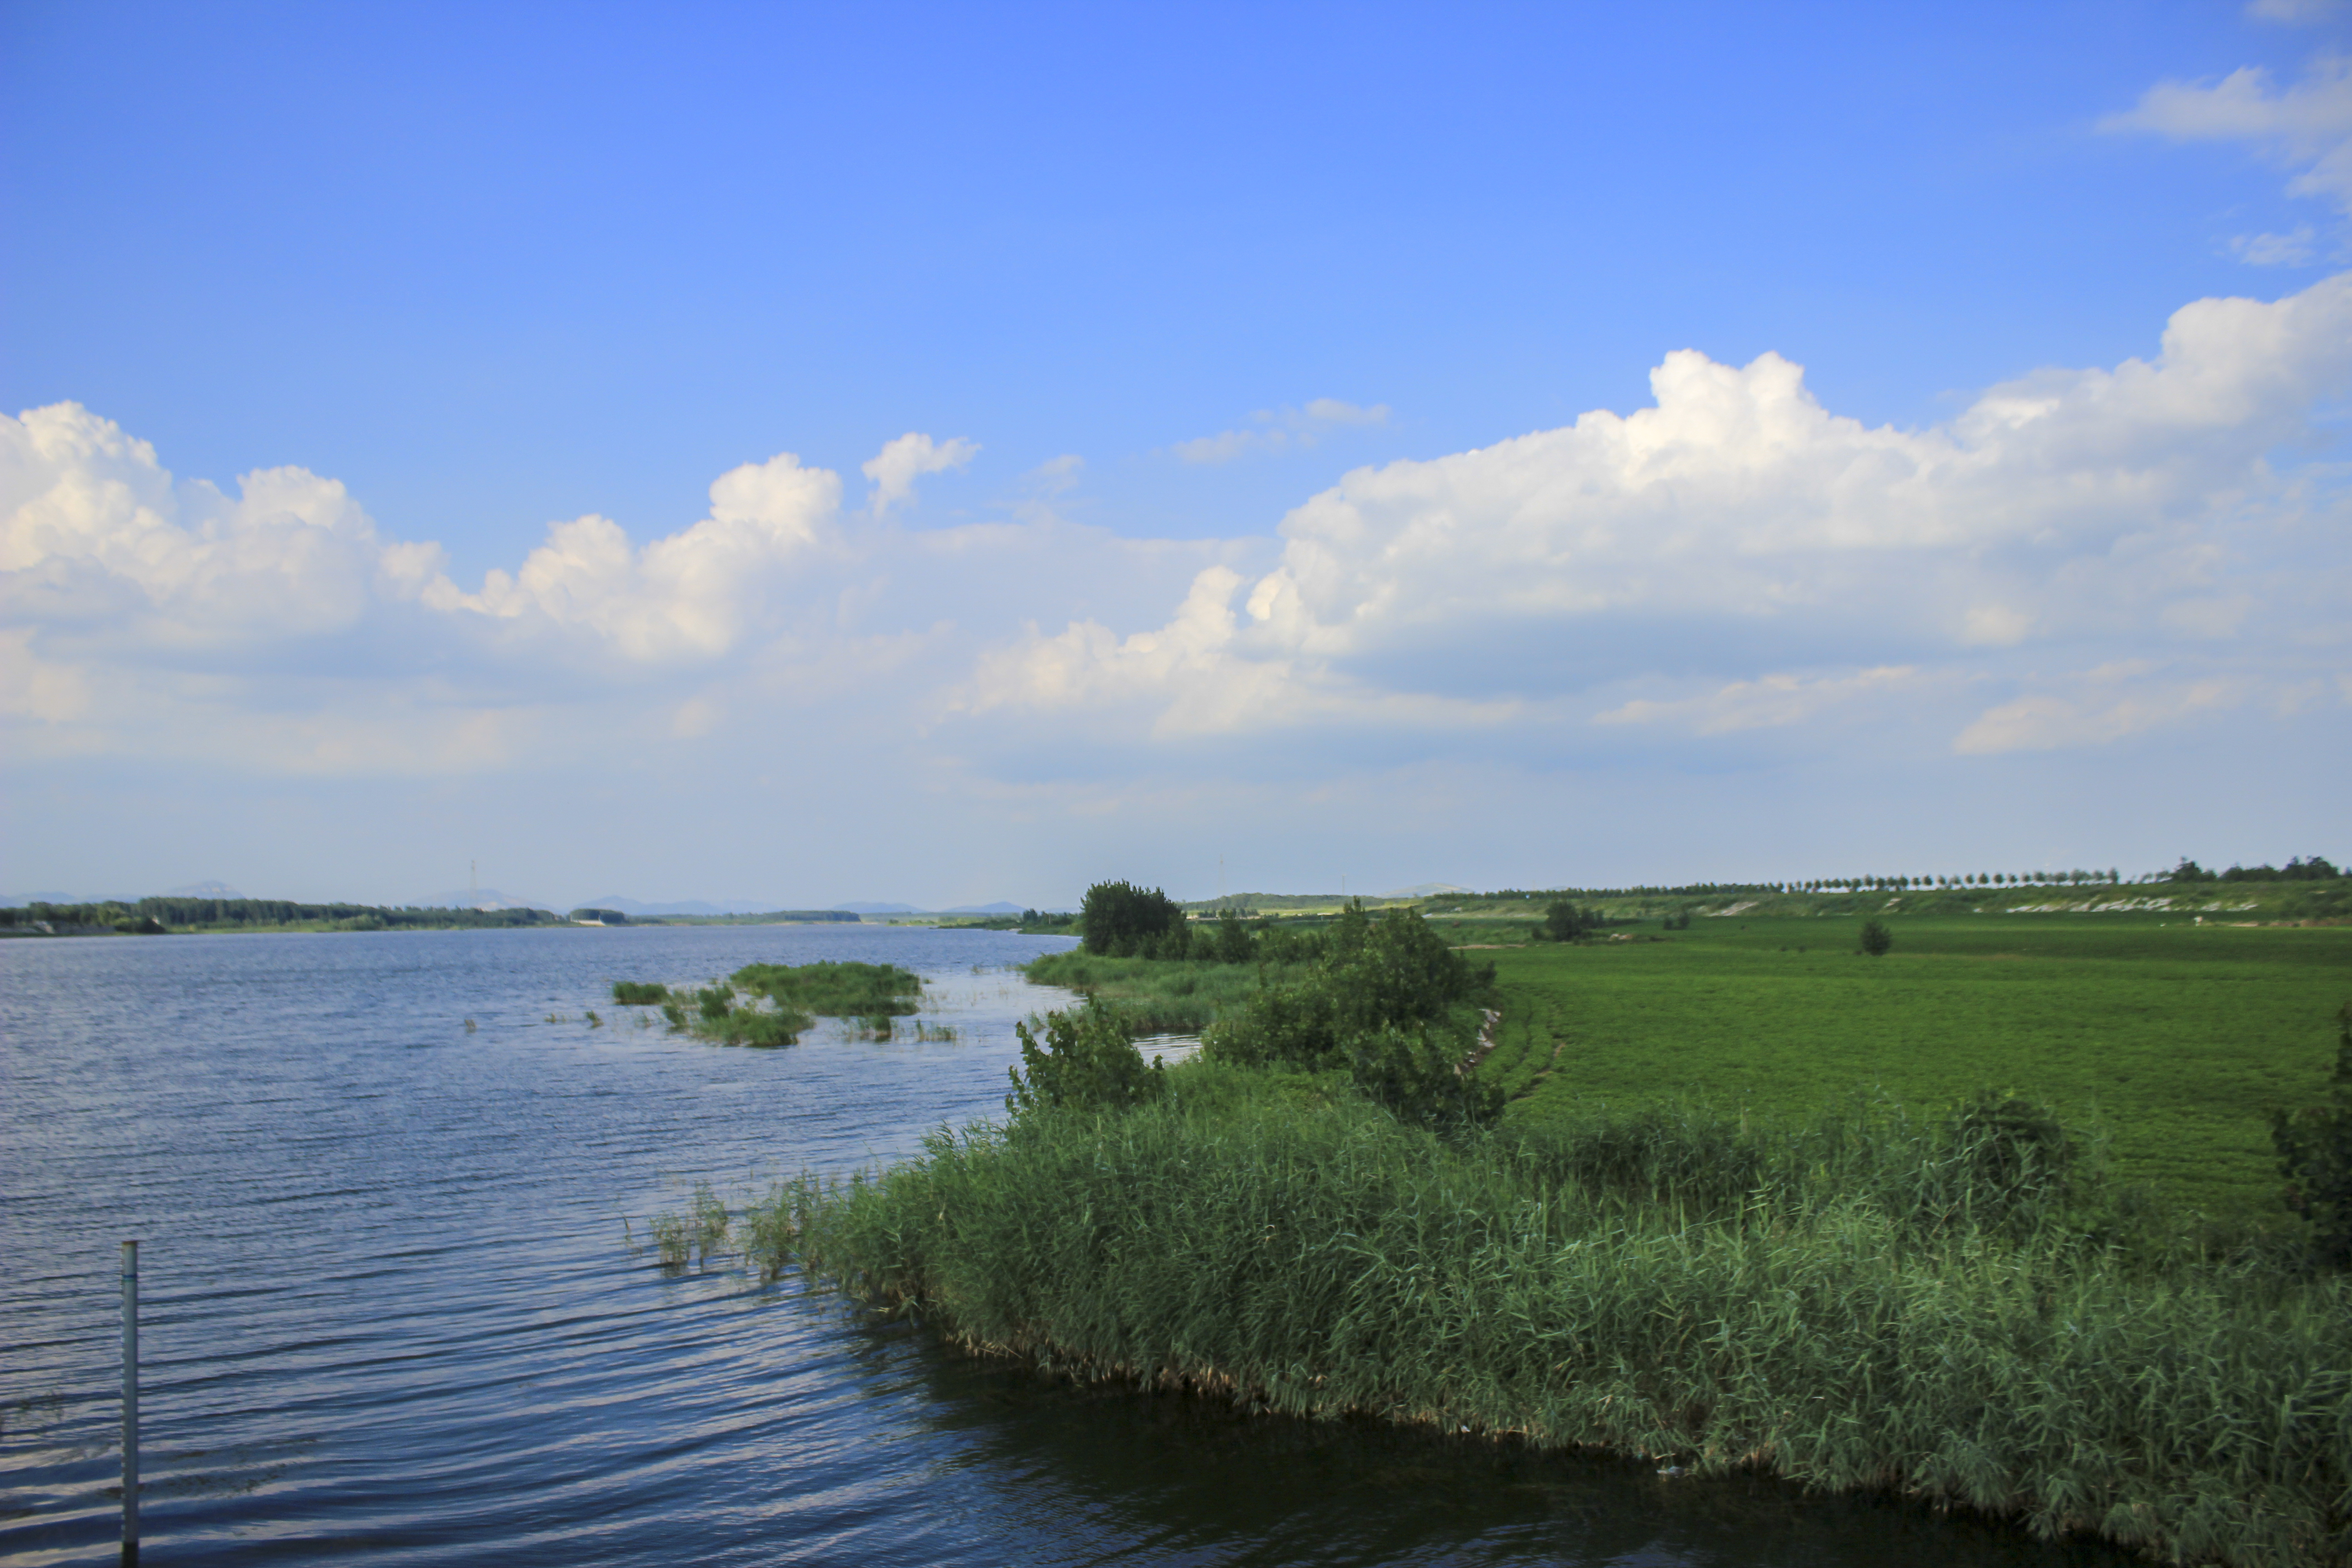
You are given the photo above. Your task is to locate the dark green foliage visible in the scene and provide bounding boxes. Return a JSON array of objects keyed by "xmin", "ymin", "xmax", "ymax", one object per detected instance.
[
  {"xmin": 730, "ymin": 960, "xmax": 922, "ymax": 1017},
  {"xmin": 793, "ymin": 1079, "xmax": 2352, "ymax": 1568},
  {"xmin": 570, "ymin": 907, "xmax": 629, "ymax": 923},
  {"xmin": 2273, "ymin": 1004, "xmax": 2352, "ymax": 1268},
  {"xmin": 1079, "ymin": 880, "xmax": 1185, "ymax": 956},
  {"xmin": 2222, "ymin": 857, "xmax": 2343, "ymax": 882},
  {"xmin": 1858, "ymin": 918, "xmax": 1892, "ymax": 956},
  {"xmin": 1005, "ymin": 998, "xmax": 1167, "ymax": 1115},
  {"xmin": 1661, "ymin": 908, "xmax": 1692, "ymax": 931},
  {"xmin": 1539, "ymin": 902, "xmax": 1598, "ymax": 941},
  {"xmin": 1211, "ymin": 909, "xmax": 1257, "ymax": 963},
  {"xmin": 611, "ymin": 980, "xmax": 669, "ymax": 1005}
]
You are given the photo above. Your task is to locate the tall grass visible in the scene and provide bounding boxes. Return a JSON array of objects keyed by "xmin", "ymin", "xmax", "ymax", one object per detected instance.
[
  {"xmin": 1023, "ymin": 952, "xmax": 1317, "ymax": 1033},
  {"xmin": 780, "ymin": 1066, "xmax": 2352, "ymax": 1568}
]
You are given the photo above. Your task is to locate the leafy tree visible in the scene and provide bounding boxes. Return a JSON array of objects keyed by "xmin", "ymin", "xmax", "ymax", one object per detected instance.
[
  {"xmin": 1540, "ymin": 901, "xmax": 1594, "ymax": 941},
  {"xmin": 1079, "ymin": 880, "xmax": 1184, "ymax": 956},
  {"xmin": 1858, "ymin": 918, "xmax": 1893, "ymax": 957},
  {"xmin": 2273, "ymin": 1004, "xmax": 2352, "ymax": 1268},
  {"xmin": 1006, "ymin": 998, "xmax": 1166, "ymax": 1115},
  {"xmin": 1212, "ymin": 908, "xmax": 1257, "ymax": 963}
]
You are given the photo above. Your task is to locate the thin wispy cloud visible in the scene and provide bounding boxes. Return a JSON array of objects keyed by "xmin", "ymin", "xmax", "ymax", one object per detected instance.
[
  {"xmin": 1170, "ymin": 398, "xmax": 1391, "ymax": 465},
  {"xmin": 2102, "ymin": 50, "xmax": 2352, "ymax": 227}
]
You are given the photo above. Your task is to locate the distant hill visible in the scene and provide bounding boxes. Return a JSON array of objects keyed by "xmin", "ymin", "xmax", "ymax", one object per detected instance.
[
  {"xmin": 831, "ymin": 901, "xmax": 921, "ymax": 914},
  {"xmin": 574, "ymin": 896, "xmax": 804, "ymax": 916},
  {"xmin": 1382, "ymin": 882, "xmax": 1472, "ymax": 898}
]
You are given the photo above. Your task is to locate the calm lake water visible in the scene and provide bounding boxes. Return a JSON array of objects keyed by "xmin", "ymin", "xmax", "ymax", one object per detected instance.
[{"xmin": 1, "ymin": 926, "xmax": 2136, "ymax": 1566}]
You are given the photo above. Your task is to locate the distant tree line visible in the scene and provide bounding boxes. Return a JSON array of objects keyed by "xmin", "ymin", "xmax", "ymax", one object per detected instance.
[
  {"xmin": 1074, "ymin": 880, "xmax": 1334, "ymax": 965},
  {"xmin": 1486, "ymin": 862, "xmax": 2341, "ymax": 899},
  {"xmin": 2165, "ymin": 856, "xmax": 2342, "ymax": 884},
  {"xmin": 1, "ymin": 897, "xmax": 566, "ymax": 931}
]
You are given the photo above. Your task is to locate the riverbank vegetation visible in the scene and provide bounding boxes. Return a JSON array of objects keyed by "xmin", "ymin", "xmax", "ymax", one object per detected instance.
[
  {"xmin": 706, "ymin": 887, "xmax": 2352, "ymax": 1565},
  {"xmin": 778, "ymin": 1067, "xmax": 2350, "ymax": 1567}
]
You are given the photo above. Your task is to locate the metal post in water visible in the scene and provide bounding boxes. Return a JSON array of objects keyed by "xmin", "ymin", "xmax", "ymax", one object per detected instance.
[{"xmin": 122, "ymin": 1239, "xmax": 138, "ymax": 1565}]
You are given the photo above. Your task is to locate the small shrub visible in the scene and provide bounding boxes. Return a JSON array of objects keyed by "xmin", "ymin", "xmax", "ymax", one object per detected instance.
[
  {"xmin": 1858, "ymin": 918, "xmax": 1892, "ymax": 956},
  {"xmin": 612, "ymin": 981, "xmax": 669, "ymax": 1005}
]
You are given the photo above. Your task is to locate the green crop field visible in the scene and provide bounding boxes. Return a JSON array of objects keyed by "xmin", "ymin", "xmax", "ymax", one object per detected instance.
[{"xmin": 1480, "ymin": 916, "xmax": 2352, "ymax": 1225}]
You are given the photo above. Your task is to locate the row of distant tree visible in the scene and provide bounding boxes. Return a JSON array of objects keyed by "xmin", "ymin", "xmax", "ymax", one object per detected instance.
[
  {"xmin": 1, "ymin": 897, "xmax": 566, "ymax": 931},
  {"xmin": 2166, "ymin": 857, "xmax": 2341, "ymax": 883},
  {"xmin": 1483, "ymin": 859, "xmax": 2340, "ymax": 901}
]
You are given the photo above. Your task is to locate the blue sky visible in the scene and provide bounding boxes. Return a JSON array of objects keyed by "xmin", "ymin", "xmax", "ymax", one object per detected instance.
[{"xmin": 4, "ymin": 0, "xmax": 2348, "ymax": 908}]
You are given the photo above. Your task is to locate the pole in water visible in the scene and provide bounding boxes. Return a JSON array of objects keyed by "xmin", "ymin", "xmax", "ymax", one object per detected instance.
[{"xmin": 122, "ymin": 1239, "xmax": 138, "ymax": 1565}]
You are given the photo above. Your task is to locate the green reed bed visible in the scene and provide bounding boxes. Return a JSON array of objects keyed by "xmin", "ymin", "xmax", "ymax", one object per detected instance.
[
  {"xmin": 607, "ymin": 960, "xmax": 928, "ymax": 1046},
  {"xmin": 779, "ymin": 1066, "xmax": 2352, "ymax": 1568},
  {"xmin": 1022, "ymin": 952, "xmax": 1315, "ymax": 1033}
]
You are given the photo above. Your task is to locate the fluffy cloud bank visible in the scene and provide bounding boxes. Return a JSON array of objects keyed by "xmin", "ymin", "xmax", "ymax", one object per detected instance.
[
  {"xmin": 5, "ymin": 275, "xmax": 2348, "ymax": 785},
  {"xmin": 422, "ymin": 453, "xmax": 842, "ymax": 661},
  {"xmin": 973, "ymin": 273, "xmax": 2352, "ymax": 755}
]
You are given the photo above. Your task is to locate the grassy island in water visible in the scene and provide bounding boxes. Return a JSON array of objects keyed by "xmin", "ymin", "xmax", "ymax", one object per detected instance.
[{"xmin": 611, "ymin": 960, "xmax": 927, "ymax": 1046}]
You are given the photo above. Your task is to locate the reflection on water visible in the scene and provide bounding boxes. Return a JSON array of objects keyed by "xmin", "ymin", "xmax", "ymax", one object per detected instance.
[{"xmin": 0, "ymin": 926, "xmax": 2135, "ymax": 1565}]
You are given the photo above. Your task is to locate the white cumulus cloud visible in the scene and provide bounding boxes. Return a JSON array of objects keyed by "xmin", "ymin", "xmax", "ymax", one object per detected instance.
[
  {"xmin": 1, "ymin": 402, "xmax": 442, "ymax": 647},
  {"xmin": 422, "ymin": 451, "xmax": 841, "ymax": 661},
  {"xmin": 862, "ymin": 431, "xmax": 979, "ymax": 517}
]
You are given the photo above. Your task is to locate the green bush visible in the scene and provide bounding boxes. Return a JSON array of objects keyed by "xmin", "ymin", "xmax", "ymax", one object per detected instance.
[
  {"xmin": 612, "ymin": 980, "xmax": 668, "ymax": 1005},
  {"xmin": 2274, "ymin": 1004, "xmax": 2352, "ymax": 1268},
  {"xmin": 1203, "ymin": 904, "xmax": 1494, "ymax": 1126},
  {"xmin": 1006, "ymin": 998, "xmax": 1167, "ymax": 1115},
  {"xmin": 1859, "ymin": 918, "xmax": 1892, "ymax": 956}
]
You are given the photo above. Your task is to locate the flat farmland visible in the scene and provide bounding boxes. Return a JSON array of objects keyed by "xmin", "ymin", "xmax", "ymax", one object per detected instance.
[{"xmin": 1485, "ymin": 916, "xmax": 2352, "ymax": 1224}]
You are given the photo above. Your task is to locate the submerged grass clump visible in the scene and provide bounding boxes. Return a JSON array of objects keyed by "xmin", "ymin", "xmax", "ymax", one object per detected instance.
[
  {"xmin": 783, "ymin": 1062, "xmax": 2352, "ymax": 1568},
  {"xmin": 612, "ymin": 980, "xmax": 669, "ymax": 1005},
  {"xmin": 642, "ymin": 1180, "xmax": 734, "ymax": 1270}
]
